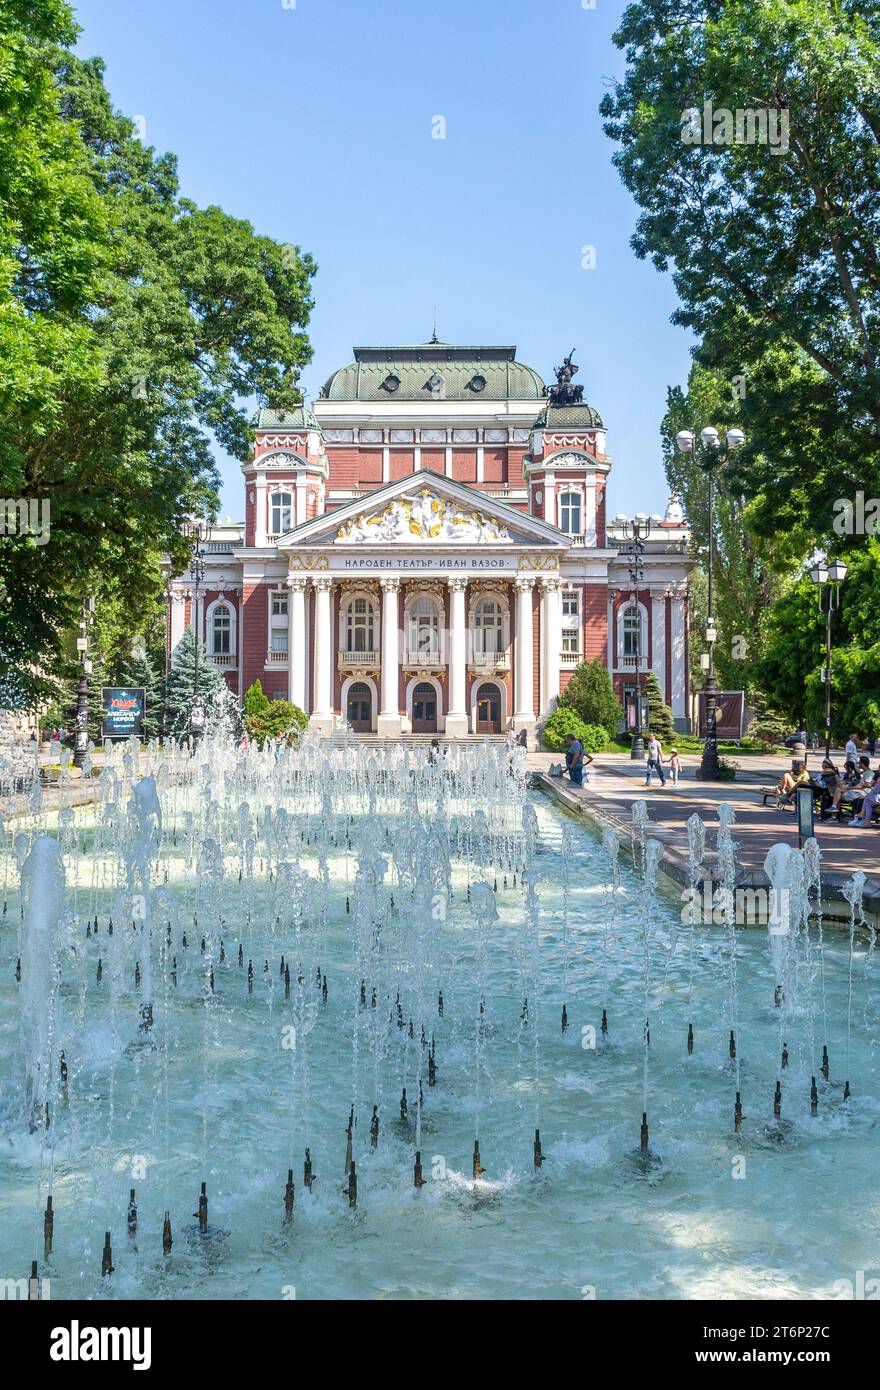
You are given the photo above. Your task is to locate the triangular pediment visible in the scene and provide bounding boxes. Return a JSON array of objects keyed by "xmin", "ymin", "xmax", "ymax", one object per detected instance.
[{"xmin": 277, "ymin": 471, "xmax": 570, "ymax": 549}]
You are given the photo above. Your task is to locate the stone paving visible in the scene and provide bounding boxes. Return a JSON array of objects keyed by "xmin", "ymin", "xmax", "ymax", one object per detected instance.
[{"xmin": 528, "ymin": 747, "xmax": 880, "ymax": 919}]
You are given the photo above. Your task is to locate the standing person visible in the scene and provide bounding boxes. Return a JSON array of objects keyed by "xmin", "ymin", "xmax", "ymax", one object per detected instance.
[
  {"xmin": 668, "ymin": 747, "xmax": 681, "ymax": 786},
  {"xmin": 845, "ymin": 732, "xmax": 859, "ymax": 764},
  {"xmin": 811, "ymin": 730, "xmax": 819, "ymax": 751},
  {"xmin": 645, "ymin": 731, "xmax": 666, "ymax": 787},
  {"xmin": 564, "ymin": 732, "xmax": 592, "ymax": 787},
  {"xmin": 868, "ymin": 734, "xmax": 877, "ymax": 758}
]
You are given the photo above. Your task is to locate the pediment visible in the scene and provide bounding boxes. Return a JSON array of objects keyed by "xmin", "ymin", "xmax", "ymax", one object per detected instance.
[{"xmin": 277, "ymin": 471, "xmax": 570, "ymax": 549}]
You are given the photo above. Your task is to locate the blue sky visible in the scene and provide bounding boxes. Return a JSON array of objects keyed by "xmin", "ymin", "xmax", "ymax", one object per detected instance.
[{"xmin": 72, "ymin": 0, "xmax": 693, "ymax": 520}]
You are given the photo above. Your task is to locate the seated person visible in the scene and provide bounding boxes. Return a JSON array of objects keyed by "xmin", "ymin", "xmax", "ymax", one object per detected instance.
[
  {"xmin": 851, "ymin": 770, "xmax": 880, "ymax": 827},
  {"xmin": 774, "ymin": 762, "xmax": 810, "ymax": 804},
  {"xmin": 831, "ymin": 756, "xmax": 871, "ymax": 819},
  {"xmin": 815, "ymin": 759, "xmax": 840, "ymax": 818}
]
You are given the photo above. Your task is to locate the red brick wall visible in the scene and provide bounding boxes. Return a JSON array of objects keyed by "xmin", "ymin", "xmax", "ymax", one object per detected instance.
[
  {"xmin": 483, "ymin": 449, "xmax": 505, "ymax": 483},
  {"xmin": 452, "ymin": 450, "xmax": 477, "ymax": 483},
  {"xmin": 390, "ymin": 451, "xmax": 413, "ymax": 481},
  {"xmin": 327, "ymin": 449, "xmax": 360, "ymax": 488},
  {"xmin": 420, "ymin": 449, "xmax": 445, "ymax": 474},
  {"xmin": 582, "ymin": 585, "xmax": 608, "ymax": 663},
  {"xmin": 241, "ymin": 582, "xmax": 268, "ymax": 695}
]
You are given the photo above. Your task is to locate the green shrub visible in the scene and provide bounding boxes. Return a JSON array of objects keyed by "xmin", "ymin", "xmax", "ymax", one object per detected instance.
[
  {"xmin": 243, "ymin": 680, "xmax": 307, "ymax": 745},
  {"xmin": 558, "ymin": 659, "xmax": 622, "ymax": 737},
  {"xmin": 541, "ymin": 708, "xmax": 608, "ymax": 754}
]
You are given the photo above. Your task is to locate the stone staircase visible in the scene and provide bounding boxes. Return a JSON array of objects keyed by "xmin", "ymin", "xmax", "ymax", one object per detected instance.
[{"xmin": 322, "ymin": 732, "xmax": 510, "ymax": 748}]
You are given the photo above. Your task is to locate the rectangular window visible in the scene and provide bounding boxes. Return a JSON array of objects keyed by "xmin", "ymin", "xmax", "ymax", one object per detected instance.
[
  {"xmin": 562, "ymin": 630, "xmax": 579, "ymax": 654},
  {"xmin": 271, "ymin": 595, "xmax": 288, "ymax": 618}
]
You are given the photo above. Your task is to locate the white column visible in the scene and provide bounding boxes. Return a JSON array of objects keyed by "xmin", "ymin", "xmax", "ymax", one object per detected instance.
[
  {"xmin": 584, "ymin": 472, "xmax": 597, "ymax": 546},
  {"xmin": 445, "ymin": 445, "xmax": 453, "ymax": 477},
  {"xmin": 543, "ymin": 473, "xmax": 555, "ymax": 524},
  {"xmin": 378, "ymin": 577, "xmax": 401, "ymax": 737},
  {"xmin": 445, "ymin": 576, "xmax": 469, "ymax": 738},
  {"xmin": 310, "ymin": 576, "xmax": 334, "ymax": 733},
  {"xmin": 671, "ymin": 590, "xmax": 687, "ymax": 723},
  {"xmin": 169, "ymin": 591, "xmax": 185, "ymax": 653},
  {"xmin": 540, "ymin": 576, "xmax": 562, "ymax": 717},
  {"xmin": 513, "ymin": 576, "xmax": 536, "ymax": 738},
  {"xmin": 254, "ymin": 474, "xmax": 268, "ymax": 547},
  {"xmin": 287, "ymin": 575, "xmax": 307, "ymax": 710},
  {"xmin": 651, "ymin": 591, "xmax": 667, "ymax": 698},
  {"xmin": 295, "ymin": 476, "xmax": 308, "ymax": 527}
]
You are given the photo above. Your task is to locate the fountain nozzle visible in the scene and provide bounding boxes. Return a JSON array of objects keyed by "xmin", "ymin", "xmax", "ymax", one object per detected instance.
[
  {"xmin": 284, "ymin": 1169, "xmax": 295, "ymax": 1224},
  {"xmin": 729, "ymin": 1031, "xmax": 736, "ymax": 1061},
  {"xmin": 821, "ymin": 1044, "xmax": 829, "ymax": 1080},
  {"xmin": 197, "ymin": 1182, "xmax": 208, "ymax": 1233},
  {"xmin": 734, "ymin": 1091, "xmax": 743, "ymax": 1133},
  {"xmin": 810, "ymin": 1077, "xmax": 818, "ymax": 1116},
  {"xmin": 561, "ymin": 1003, "xmax": 568, "ymax": 1034},
  {"xmin": 400, "ymin": 1088, "xmax": 408, "ymax": 1122},
  {"xmin": 162, "ymin": 1211, "xmax": 172, "ymax": 1255},
  {"xmin": 345, "ymin": 1160, "xmax": 357, "ymax": 1209},
  {"xmin": 304, "ymin": 1148, "xmax": 315, "ymax": 1191},
  {"xmin": 127, "ymin": 1188, "xmax": 137, "ymax": 1238},
  {"xmin": 773, "ymin": 1080, "xmax": 782, "ymax": 1119},
  {"xmin": 414, "ymin": 1151, "xmax": 426, "ymax": 1188},
  {"xmin": 533, "ymin": 1128, "xmax": 544, "ymax": 1170},
  {"xmin": 640, "ymin": 1113, "xmax": 649, "ymax": 1156},
  {"xmin": 44, "ymin": 1196, "xmax": 53, "ymax": 1257},
  {"xmin": 101, "ymin": 1231, "xmax": 114, "ymax": 1277},
  {"xmin": 473, "ymin": 1140, "xmax": 485, "ymax": 1180},
  {"xmin": 687, "ymin": 1023, "xmax": 694, "ymax": 1055},
  {"xmin": 370, "ymin": 1106, "xmax": 379, "ymax": 1149}
]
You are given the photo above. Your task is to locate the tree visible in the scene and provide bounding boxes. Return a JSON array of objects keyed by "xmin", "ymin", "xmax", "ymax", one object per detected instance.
[
  {"xmin": 644, "ymin": 672, "xmax": 675, "ymax": 743},
  {"xmin": 243, "ymin": 680, "xmax": 307, "ymax": 745},
  {"xmin": 557, "ymin": 659, "xmax": 622, "ymax": 737},
  {"xmin": 164, "ymin": 627, "xmax": 224, "ymax": 736},
  {"xmin": 601, "ymin": 0, "xmax": 880, "ymax": 547},
  {"xmin": 541, "ymin": 708, "xmax": 608, "ymax": 755},
  {"xmin": 0, "ymin": 4, "xmax": 316, "ymax": 704},
  {"xmin": 754, "ymin": 539, "xmax": 880, "ymax": 741},
  {"xmin": 117, "ymin": 642, "xmax": 164, "ymax": 740}
]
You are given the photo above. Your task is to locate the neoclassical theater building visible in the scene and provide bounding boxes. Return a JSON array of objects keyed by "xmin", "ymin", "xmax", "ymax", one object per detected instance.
[{"xmin": 165, "ymin": 341, "xmax": 693, "ymax": 741}]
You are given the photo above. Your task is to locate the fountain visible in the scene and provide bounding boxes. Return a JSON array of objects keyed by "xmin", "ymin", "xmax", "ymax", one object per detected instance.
[{"xmin": 0, "ymin": 733, "xmax": 877, "ymax": 1299}]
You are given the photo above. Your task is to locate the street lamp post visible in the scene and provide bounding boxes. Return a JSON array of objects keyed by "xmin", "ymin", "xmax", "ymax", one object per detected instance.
[
  {"xmin": 184, "ymin": 519, "xmax": 211, "ymax": 745},
  {"xmin": 675, "ymin": 425, "xmax": 745, "ymax": 780},
  {"xmin": 73, "ymin": 596, "xmax": 95, "ymax": 769},
  {"xmin": 809, "ymin": 557, "xmax": 847, "ymax": 760},
  {"xmin": 614, "ymin": 513, "xmax": 654, "ymax": 760}
]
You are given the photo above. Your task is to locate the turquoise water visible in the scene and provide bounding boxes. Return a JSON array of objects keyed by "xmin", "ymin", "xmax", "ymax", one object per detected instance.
[{"xmin": 0, "ymin": 744, "xmax": 877, "ymax": 1300}]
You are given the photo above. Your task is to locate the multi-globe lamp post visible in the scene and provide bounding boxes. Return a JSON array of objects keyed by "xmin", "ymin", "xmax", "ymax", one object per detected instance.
[
  {"xmin": 808, "ymin": 557, "xmax": 847, "ymax": 760},
  {"xmin": 613, "ymin": 512, "xmax": 659, "ymax": 760},
  {"xmin": 675, "ymin": 424, "xmax": 745, "ymax": 780},
  {"xmin": 183, "ymin": 518, "xmax": 211, "ymax": 745}
]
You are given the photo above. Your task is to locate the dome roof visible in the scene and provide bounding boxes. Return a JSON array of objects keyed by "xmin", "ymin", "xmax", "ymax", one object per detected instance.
[
  {"xmin": 320, "ymin": 344, "xmax": 546, "ymax": 403},
  {"xmin": 256, "ymin": 405, "xmax": 321, "ymax": 431},
  {"xmin": 531, "ymin": 401, "xmax": 604, "ymax": 430}
]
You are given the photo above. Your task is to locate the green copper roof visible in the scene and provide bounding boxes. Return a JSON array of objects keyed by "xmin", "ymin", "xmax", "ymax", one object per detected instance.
[
  {"xmin": 256, "ymin": 405, "xmax": 321, "ymax": 431},
  {"xmin": 532, "ymin": 402, "xmax": 604, "ymax": 430},
  {"xmin": 320, "ymin": 344, "xmax": 546, "ymax": 403}
]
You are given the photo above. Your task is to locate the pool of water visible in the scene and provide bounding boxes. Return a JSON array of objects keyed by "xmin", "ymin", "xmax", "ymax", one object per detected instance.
[{"xmin": 0, "ymin": 741, "xmax": 877, "ymax": 1300}]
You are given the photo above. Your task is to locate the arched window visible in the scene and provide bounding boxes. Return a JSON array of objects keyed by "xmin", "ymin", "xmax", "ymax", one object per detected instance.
[
  {"xmin": 623, "ymin": 604, "xmax": 642, "ymax": 659},
  {"xmin": 345, "ymin": 596, "xmax": 375, "ymax": 653},
  {"xmin": 407, "ymin": 595, "xmax": 441, "ymax": 656},
  {"xmin": 559, "ymin": 491, "xmax": 582, "ymax": 535},
  {"xmin": 270, "ymin": 491, "xmax": 293, "ymax": 536},
  {"xmin": 211, "ymin": 603, "xmax": 231, "ymax": 655},
  {"xmin": 473, "ymin": 597, "xmax": 505, "ymax": 655}
]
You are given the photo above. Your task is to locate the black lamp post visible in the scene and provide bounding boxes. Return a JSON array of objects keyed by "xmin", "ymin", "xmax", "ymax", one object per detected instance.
[
  {"xmin": 184, "ymin": 519, "xmax": 211, "ymax": 744},
  {"xmin": 675, "ymin": 425, "xmax": 745, "ymax": 780},
  {"xmin": 73, "ymin": 596, "xmax": 95, "ymax": 769},
  {"xmin": 809, "ymin": 557, "xmax": 847, "ymax": 760},
  {"xmin": 614, "ymin": 514, "xmax": 653, "ymax": 759}
]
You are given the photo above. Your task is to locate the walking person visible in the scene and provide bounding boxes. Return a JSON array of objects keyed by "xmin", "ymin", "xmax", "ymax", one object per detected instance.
[
  {"xmin": 668, "ymin": 747, "xmax": 681, "ymax": 786},
  {"xmin": 645, "ymin": 731, "xmax": 665, "ymax": 787}
]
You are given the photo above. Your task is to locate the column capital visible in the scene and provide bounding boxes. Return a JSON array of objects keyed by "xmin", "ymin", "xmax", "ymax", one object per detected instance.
[
  {"xmin": 446, "ymin": 575, "xmax": 469, "ymax": 592},
  {"xmin": 380, "ymin": 576, "xmax": 401, "ymax": 594},
  {"xmin": 540, "ymin": 575, "xmax": 561, "ymax": 593},
  {"xmin": 515, "ymin": 575, "xmax": 535, "ymax": 593},
  {"xmin": 286, "ymin": 574, "xmax": 308, "ymax": 592},
  {"xmin": 312, "ymin": 575, "xmax": 333, "ymax": 594}
]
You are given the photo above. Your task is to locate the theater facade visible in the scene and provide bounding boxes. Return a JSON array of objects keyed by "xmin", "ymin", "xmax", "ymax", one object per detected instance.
[{"xmin": 165, "ymin": 341, "xmax": 693, "ymax": 741}]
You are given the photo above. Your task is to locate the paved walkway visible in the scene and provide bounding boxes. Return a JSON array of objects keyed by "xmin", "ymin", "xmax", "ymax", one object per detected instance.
[{"xmin": 528, "ymin": 748, "xmax": 880, "ymax": 918}]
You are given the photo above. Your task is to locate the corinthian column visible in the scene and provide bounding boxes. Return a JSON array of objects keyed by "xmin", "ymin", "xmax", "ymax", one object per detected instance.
[
  {"xmin": 445, "ymin": 576, "xmax": 469, "ymax": 738},
  {"xmin": 311, "ymin": 576, "xmax": 334, "ymax": 733},
  {"xmin": 378, "ymin": 577, "xmax": 401, "ymax": 737},
  {"xmin": 287, "ymin": 575, "xmax": 307, "ymax": 711},
  {"xmin": 513, "ymin": 576, "xmax": 536, "ymax": 739},
  {"xmin": 540, "ymin": 576, "xmax": 562, "ymax": 717}
]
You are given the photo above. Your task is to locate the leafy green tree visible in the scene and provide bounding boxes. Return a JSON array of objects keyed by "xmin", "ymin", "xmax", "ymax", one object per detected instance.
[
  {"xmin": 644, "ymin": 672, "xmax": 675, "ymax": 743},
  {"xmin": 557, "ymin": 659, "xmax": 622, "ymax": 737},
  {"xmin": 0, "ymin": 4, "xmax": 316, "ymax": 705},
  {"xmin": 242, "ymin": 680, "xmax": 306, "ymax": 745},
  {"xmin": 601, "ymin": 0, "xmax": 880, "ymax": 547},
  {"xmin": 164, "ymin": 627, "xmax": 224, "ymax": 736},
  {"xmin": 754, "ymin": 540, "xmax": 880, "ymax": 741}
]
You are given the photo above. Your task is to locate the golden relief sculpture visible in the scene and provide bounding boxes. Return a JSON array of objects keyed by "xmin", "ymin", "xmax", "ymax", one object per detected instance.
[{"xmin": 336, "ymin": 490, "xmax": 512, "ymax": 544}]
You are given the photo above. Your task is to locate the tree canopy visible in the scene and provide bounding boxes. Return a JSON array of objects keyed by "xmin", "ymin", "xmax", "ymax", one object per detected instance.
[{"xmin": 0, "ymin": 1, "xmax": 315, "ymax": 704}]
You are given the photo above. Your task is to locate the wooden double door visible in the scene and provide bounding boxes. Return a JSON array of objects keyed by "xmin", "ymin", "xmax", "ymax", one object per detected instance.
[{"xmin": 475, "ymin": 682, "xmax": 502, "ymax": 734}]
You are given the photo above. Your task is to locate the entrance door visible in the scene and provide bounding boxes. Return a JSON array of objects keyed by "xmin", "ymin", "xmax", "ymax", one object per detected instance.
[
  {"xmin": 412, "ymin": 681, "xmax": 438, "ymax": 733},
  {"xmin": 346, "ymin": 681, "xmax": 372, "ymax": 732},
  {"xmin": 475, "ymin": 682, "xmax": 502, "ymax": 734}
]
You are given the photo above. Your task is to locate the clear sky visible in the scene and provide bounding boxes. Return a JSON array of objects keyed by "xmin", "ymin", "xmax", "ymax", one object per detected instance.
[{"xmin": 71, "ymin": 0, "xmax": 693, "ymax": 520}]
